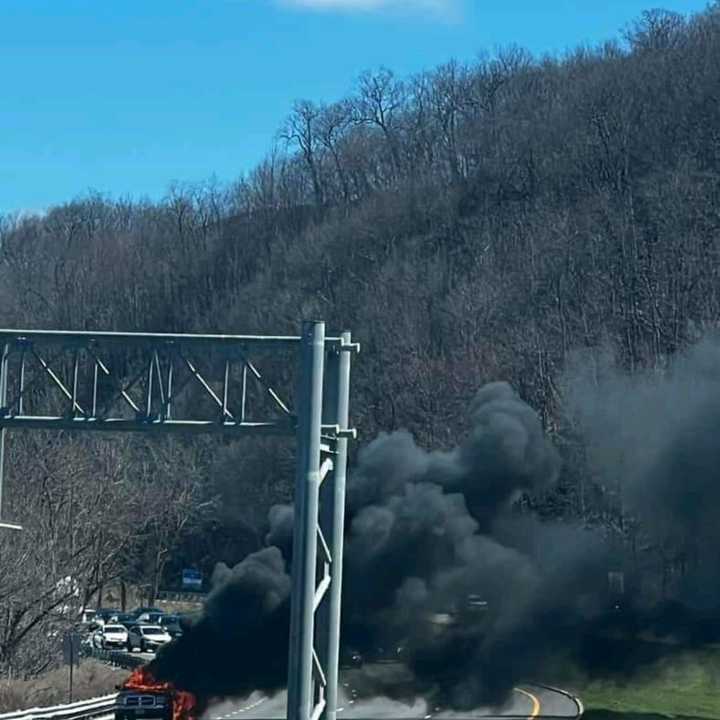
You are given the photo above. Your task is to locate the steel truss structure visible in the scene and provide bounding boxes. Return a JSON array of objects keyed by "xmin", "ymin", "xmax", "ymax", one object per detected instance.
[{"xmin": 0, "ymin": 322, "xmax": 358, "ymax": 720}]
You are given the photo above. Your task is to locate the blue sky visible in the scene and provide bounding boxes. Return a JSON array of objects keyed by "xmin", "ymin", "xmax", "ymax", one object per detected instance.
[{"xmin": 0, "ymin": 0, "xmax": 710, "ymax": 215}]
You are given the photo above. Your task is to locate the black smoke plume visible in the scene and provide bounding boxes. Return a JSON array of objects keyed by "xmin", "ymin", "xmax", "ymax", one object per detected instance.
[
  {"xmin": 561, "ymin": 335, "xmax": 720, "ymax": 613},
  {"xmin": 151, "ymin": 547, "xmax": 291, "ymax": 699},
  {"xmin": 151, "ymin": 340, "xmax": 720, "ymax": 709}
]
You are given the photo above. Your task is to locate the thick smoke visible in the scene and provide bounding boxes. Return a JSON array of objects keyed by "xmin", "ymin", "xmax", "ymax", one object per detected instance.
[
  {"xmin": 151, "ymin": 547, "xmax": 291, "ymax": 701},
  {"xmin": 346, "ymin": 382, "xmax": 560, "ymax": 527},
  {"xmin": 152, "ymin": 342, "xmax": 720, "ymax": 710},
  {"xmin": 562, "ymin": 335, "xmax": 720, "ymax": 611}
]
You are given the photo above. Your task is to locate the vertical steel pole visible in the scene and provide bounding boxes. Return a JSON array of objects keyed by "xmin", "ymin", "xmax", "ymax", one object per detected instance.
[
  {"xmin": 92, "ymin": 362, "xmax": 98, "ymax": 417},
  {"xmin": 18, "ymin": 349, "xmax": 25, "ymax": 415},
  {"xmin": 0, "ymin": 429, "xmax": 5, "ymax": 522},
  {"xmin": 318, "ymin": 332, "xmax": 352, "ymax": 720},
  {"xmin": 287, "ymin": 321, "xmax": 325, "ymax": 720},
  {"xmin": 68, "ymin": 645, "xmax": 74, "ymax": 703},
  {"xmin": 0, "ymin": 343, "xmax": 9, "ymax": 522}
]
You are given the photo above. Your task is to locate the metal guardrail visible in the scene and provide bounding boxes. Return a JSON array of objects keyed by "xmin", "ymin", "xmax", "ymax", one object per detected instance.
[
  {"xmin": 88, "ymin": 648, "xmax": 144, "ymax": 671},
  {"xmin": 529, "ymin": 683, "xmax": 585, "ymax": 718},
  {"xmin": 0, "ymin": 694, "xmax": 117, "ymax": 720},
  {"xmin": 155, "ymin": 591, "xmax": 206, "ymax": 603},
  {"xmin": 0, "ymin": 650, "xmax": 145, "ymax": 720}
]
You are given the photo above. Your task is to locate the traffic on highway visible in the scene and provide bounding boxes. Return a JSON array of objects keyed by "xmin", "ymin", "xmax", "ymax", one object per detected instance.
[{"xmin": 78, "ymin": 607, "xmax": 188, "ymax": 655}]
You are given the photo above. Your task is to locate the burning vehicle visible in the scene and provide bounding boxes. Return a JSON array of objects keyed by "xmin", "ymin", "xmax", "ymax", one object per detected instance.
[{"xmin": 115, "ymin": 668, "xmax": 197, "ymax": 720}]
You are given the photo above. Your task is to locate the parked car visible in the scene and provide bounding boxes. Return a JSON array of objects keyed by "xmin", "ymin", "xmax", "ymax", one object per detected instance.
[
  {"xmin": 178, "ymin": 610, "xmax": 201, "ymax": 627},
  {"xmin": 83, "ymin": 622, "xmax": 100, "ymax": 644},
  {"xmin": 340, "ymin": 647, "xmax": 363, "ymax": 668},
  {"xmin": 94, "ymin": 624, "xmax": 129, "ymax": 650},
  {"xmin": 79, "ymin": 608, "xmax": 97, "ymax": 625},
  {"xmin": 81, "ymin": 632, "xmax": 95, "ymax": 653},
  {"xmin": 127, "ymin": 625, "xmax": 172, "ymax": 653},
  {"xmin": 113, "ymin": 612, "xmax": 136, "ymax": 625},
  {"xmin": 121, "ymin": 619, "xmax": 139, "ymax": 634},
  {"xmin": 131, "ymin": 607, "xmax": 164, "ymax": 618},
  {"xmin": 136, "ymin": 611, "xmax": 164, "ymax": 624},
  {"xmin": 158, "ymin": 615, "xmax": 183, "ymax": 639},
  {"xmin": 95, "ymin": 608, "xmax": 121, "ymax": 626}
]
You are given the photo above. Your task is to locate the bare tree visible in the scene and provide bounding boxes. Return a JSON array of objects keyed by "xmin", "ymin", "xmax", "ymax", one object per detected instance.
[
  {"xmin": 317, "ymin": 101, "xmax": 354, "ymax": 203},
  {"xmin": 129, "ymin": 439, "xmax": 214, "ymax": 603},
  {"xmin": 0, "ymin": 434, "xmax": 142, "ymax": 676},
  {"xmin": 281, "ymin": 100, "xmax": 326, "ymax": 206},
  {"xmin": 354, "ymin": 67, "xmax": 406, "ymax": 176},
  {"xmin": 624, "ymin": 9, "xmax": 686, "ymax": 51}
]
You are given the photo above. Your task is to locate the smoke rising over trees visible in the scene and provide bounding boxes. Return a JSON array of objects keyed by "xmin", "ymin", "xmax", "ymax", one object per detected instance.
[
  {"xmin": 152, "ymin": 359, "xmax": 720, "ymax": 708},
  {"xmin": 562, "ymin": 336, "xmax": 720, "ymax": 608}
]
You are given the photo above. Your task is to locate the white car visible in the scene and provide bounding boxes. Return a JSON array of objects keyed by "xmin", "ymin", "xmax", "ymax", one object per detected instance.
[
  {"xmin": 94, "ymin": 624, "xmax": 129, "ymax": 650},
  {"xmin": 127, "ymin": 625, "xmax": 172, "ymax": 653},
  {"xmin": 79, "ymin": 608, "xmax": 97, "ymax": 625}
]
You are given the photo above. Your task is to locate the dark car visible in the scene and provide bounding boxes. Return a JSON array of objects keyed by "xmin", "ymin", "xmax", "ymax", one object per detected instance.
[
  {"xmin": 119, "ymin": 619, "xmax": 140, "ymax": 634},
  {"xmin": 178, "ymin": 611, "xmax": 201, "ymax": 626},
  {"xmin": 115, "ymin": 689, "xmax": 172, "ymax": 720},
  {"xmin": 95, "ymin": 608, "xmax": 121, "ymax": 625},
  {"xmin": 114, "ymin": 613, "xmax": 136, "ymax": 626},
  {"xmin": 141, "ymin": 614, "xmax": 165, "ymax": 627},
  {"xmin": 131, "ymin": 607, "xmax": 164, "ymax": 617},
  {"xmin": 340, "ymin": 647, "xmax": 363, "ymax": 668},
  {"xmin": 158, "ymin": 615, "xmax": 183, "ymax": 639}
]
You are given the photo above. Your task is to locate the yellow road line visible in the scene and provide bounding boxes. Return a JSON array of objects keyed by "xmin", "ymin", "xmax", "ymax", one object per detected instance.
[{"xmin": 514, "ymin": 687, "xmax": 541, "ymax": 719}]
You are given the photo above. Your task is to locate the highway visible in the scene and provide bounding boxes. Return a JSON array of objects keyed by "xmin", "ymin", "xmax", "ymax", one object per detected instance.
[
  {"xmin": 204, "ymin": 666, "xmax": 582, "ymax": 720},
  {"xmin": 111, "ymin": 654, "xmax": 582, "ymax": 719}
]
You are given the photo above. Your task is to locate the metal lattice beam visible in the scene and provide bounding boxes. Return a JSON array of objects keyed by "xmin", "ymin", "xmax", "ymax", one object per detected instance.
[{"xmin": 0, "ymin": 331, "xmax": 317, "ymax": 434}]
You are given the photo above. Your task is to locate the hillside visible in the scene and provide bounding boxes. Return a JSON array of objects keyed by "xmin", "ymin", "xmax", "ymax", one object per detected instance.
[{"xmin": 0, "ymin": 4, "xmax": 719, "ymax": 677}]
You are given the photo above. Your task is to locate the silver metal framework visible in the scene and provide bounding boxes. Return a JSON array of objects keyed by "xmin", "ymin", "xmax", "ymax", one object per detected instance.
[
  {"xmin": 287, "ymin": 324, "xmax": 356, "ymax": 720},
  {"xmin": 0, "ymin": 324, "xmax": 359, "ymax": 720}
]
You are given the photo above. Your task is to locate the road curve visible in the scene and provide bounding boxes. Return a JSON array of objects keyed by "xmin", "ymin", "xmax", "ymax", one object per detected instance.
[
  {"xmin": 206, "ymin": 679, "xmax": 582, "ymax": 720},
  {"xmin": 106, "ymin": 652, "xmax": 580, "ymax": 720}
]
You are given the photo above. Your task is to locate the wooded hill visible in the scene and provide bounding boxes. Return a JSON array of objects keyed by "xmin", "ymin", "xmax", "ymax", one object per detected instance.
[{"xmin": 0, "ymin": 4, "xmax": 718, "ymax": 677}]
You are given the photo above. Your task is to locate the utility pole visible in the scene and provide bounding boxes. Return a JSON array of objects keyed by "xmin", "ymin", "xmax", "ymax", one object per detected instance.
[{"xmin": 63, "ymin": 632, "xmax": 80, "ymax": 702}]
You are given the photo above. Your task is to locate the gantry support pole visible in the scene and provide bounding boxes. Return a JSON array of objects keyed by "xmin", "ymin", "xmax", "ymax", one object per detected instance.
[
  {"xmin": 0, "ymin": 342, "xmax": 20, "ymax": 531},
  {"xmin": 0, "ymin": 343, "xmax": 7, "ymax": 522},
  {"xmin": 287, "ymin": 321, "xmax": 326, "ymax": 720},
  {"xmin": 318, "ymin": 331, "xmax": 352, "ymax": 720}
]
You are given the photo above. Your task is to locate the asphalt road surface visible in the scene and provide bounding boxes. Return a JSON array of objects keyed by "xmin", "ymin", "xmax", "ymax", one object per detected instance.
[
  {"xmin": 112, "ymin": 654, "xmax": 581, "ymax": 719},
  {"xmin": 205, "ymin": 665, "xmax": 581, "ymax": 720}
]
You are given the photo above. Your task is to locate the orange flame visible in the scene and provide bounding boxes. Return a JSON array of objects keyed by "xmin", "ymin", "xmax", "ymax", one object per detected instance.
[{"xmin": 122, "ymin": 667, "xmax": 199, "ymax": 720}]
